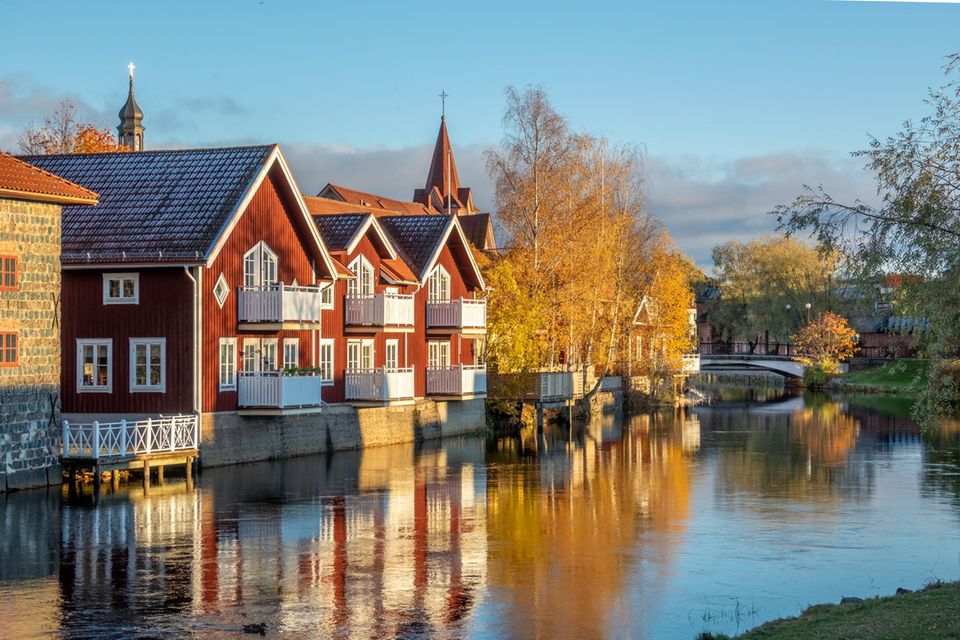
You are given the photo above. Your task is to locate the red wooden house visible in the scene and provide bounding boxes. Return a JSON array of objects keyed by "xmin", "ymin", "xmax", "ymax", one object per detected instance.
[{"xmin": 24, "ymin": 145, "xmax": 339, "ymax": 422}]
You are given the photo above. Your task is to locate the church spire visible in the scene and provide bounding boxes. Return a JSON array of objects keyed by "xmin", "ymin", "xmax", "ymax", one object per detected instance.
[
  {"xmin": 117, "ymin": 62, "xmax": 144, "ymax": 151},
  {"xmin": 423, "ymin": 115, "xmax": 462, "ymax": 212}
]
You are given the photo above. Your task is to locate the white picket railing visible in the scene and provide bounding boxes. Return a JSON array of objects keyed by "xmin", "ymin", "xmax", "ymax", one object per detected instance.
[
  {"xmin": 539, "ymin": 371, "xmax": 585, "ymax": 402},
  {"xmin": 345, "ymin": 367, "xmax": 415, "ymax": 401},
  {"xmin": 426, "ymin": 298, "xmax": 487, "ymax": 330},
  {"xmin": 681, "ymin": 354, "xmax": 701, "ymax": 373},
  {"xmin": 62, "ymin": 414, "xmax": 198, "ymax": 460},
  {"xmin": 426, "ymin": 364, "xmax": 487, "ymax": 396},
  {"xmin": 345, "ymin": 293, "xmax": 415, "ymax": 327},
  {"xmin": 238, "ymin": 283, "xmax": 324, "ymax": 323},
  {"xmin": 238, "ymin": 372, "xmax": 324, "ymax": 408}
]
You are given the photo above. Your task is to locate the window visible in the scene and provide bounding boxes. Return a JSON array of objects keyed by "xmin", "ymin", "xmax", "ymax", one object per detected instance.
[
  {"xmin": 319, "ymin": 339, "xmax": 334, "ymax": 383},
  {"xmin": 283, "ymin": 338, "xmax": 299, "ymax": 370},
  {"xmin": 129, "ymin": 338, "xmax": 165, "ymax": 392},
  {"xmin": 77, "ymin": 339, "xmax": 112, "ymax": 392},
  {"xmin": 347, "ymin": 256, "xmax": 374, "ymax": 297},
  {"xmin": 0, "ymin": 256, "xmax": 18, "ymax": 291},
  {"xmin": 261, "ymin": 338, "xmax": 279, "ymax": 372},
  {"xmin": 385, "ymin": 339, "xmax": 398, "ymax": 370},
  {"xmin": 214, "ymin": 273, "xmax": 230, "ymax": 308},
  {"xmin": 219, "ymin": 338, "xmax": 237, "ymax": 390},
  {"xmin": 0, "ymin": 332, "xmax": 17, "ymax": 366},
  {"xmin": 320, "ymin": 283, "xmax": 334, "ymax": 309},
  {"xmin": 243, "ymin": 241, "xmax": 278, "ymax": 288},
  {"xmin": 428, "ymin": 340, "xmax": 450, "ymax": 368},
  {"xmin": 103, "ymin": 273, "xmax": 139, "ymax": 304},
  {"xmin": 347, "ymin": 339, "xmax": 374, "ymax": 371},
  {"xmin": 428, "ymin": 265, "xmax": 450, "ymax": 302},
  {"xmin": 242, "ymin": 339, "xmax": 259, "ymax": 373}
]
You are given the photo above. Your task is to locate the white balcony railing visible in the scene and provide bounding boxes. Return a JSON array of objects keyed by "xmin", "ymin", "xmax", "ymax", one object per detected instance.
[
  {"xmin": 345, "ymin": 293, "xmax": 415, "ymax": 328},
  {"xmin": 681, "ymin": 354, "xmax": 701, "ymax": 373},
  {"xmin": 426, "ymin": 364, "xmax": 487, "ymax": 396},
  {"xmin": 539, "ymin": 370, "xmax": 584, "ymax": 402},
  {"xmin": 345, "ymin": 367, "xmax": 415, "ymax": 401},
  {"xmin": 238, "ymin": 283, "xmax": 324, "ymax": 324},
  {"xmin": 426, "ymin": 298, "xmax": 487, "ymax": 330},
  {"xmin": 238, "ymin": 372, "xmax": 324, "ymax": 408},
  {"xmin": 62, "ymin": 414, "xmax": 198, "ymax": 460}
]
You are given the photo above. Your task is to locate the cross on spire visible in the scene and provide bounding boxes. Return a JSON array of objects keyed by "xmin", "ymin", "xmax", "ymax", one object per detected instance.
[
  {"xmin": 439, "ymin": 89, "xmax": 449, "ymax": 118},
  {"xmin": 128, "ymin": 61, "xmax": 135, "ymax": 78}
]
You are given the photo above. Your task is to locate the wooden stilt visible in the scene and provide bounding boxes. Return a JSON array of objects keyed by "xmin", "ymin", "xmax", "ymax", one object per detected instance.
[
  {"xmin": 185, "ymin": 456, "xmax": 194, "ymax": 491},
  {"xmin": 142, "ymin": 459, "xmax": 151, "ymax": 494},
  {"xmin": 93, "ymin": 465, "xmax": 102, "ymax": 494},
  {"xmin": 111, "ymin": 470, "xmax": 120, "ymax": 492},
  {"xmin": 157, "ymin": 464, "xmax": 164, "ymax": 485}
]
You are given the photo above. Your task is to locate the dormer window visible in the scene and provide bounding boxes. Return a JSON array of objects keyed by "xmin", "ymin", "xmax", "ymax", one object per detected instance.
[
  {"xmin": 347, "ymin": 256, "xmax": 375, "ymax": 297},
  {"xmin": 428, "ymin": 265, "xmax": 450, "ymax": 302},
  {"xmin": 243, "ymin": 241, "xmax": 278, "ymax": 288},
  {"xmin": 103, "ymin": 273, "xmax": 139, "ymax": 304}
]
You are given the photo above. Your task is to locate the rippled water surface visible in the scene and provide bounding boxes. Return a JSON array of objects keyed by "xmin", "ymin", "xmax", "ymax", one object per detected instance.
[{"xmin": 3, "ymin": 390, "xmax": 960, "ymax": 639}]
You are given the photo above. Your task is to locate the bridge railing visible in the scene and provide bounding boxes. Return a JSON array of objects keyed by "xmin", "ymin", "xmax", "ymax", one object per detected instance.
[{"xmin": 699, "ymin": 341, "xmax": 796, "ymax": 357}]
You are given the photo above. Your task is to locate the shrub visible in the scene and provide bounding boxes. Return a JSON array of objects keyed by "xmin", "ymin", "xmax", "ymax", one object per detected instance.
[
  {"xmin": 804, "ymin": 360, "xmax": 838, "ymax": 387},
  {"xmin": 912, "ymin": 359, "xmax": 960, "ymax": 428}
]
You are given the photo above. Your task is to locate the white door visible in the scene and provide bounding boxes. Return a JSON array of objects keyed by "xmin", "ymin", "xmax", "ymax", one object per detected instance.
[{"xmin": 385, "ymin": 339, "xmax": 398, "ymax": 370}]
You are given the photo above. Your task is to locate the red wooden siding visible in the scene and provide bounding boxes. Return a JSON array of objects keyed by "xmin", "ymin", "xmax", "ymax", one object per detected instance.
[
  {"xmin": 61, "ymin": 268, "xmax": 193, "ymax": 414},
  {"xmin": 203, "ymin": 169, "xmax": 331, "ymax": 413}
]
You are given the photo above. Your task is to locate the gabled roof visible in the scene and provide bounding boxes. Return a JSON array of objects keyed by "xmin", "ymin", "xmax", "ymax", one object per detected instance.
[
  {"xmin": 20, "ymin": 145, "xmax": 337, "ymax": 277},
  {"xmin": 380, "ymin": 214, "xmax": 485, "ymax": 290},
  {"xmin": 0, "ymin": 153, "xmax": 98, "ymax": 205},
  {"xmin": 318, "ymin": 183, "xmax": 436, "ymax": 215},
  {"xmin": 312, "ymin": 212, "xmax": 397, "ymax": 259},
  {"xmin": 380, "ymin": 257, "xmax": 418, "ymax": 285},
  {"xmin": 457, "ymin": 212, "xmax": 496, "ymax": 252}
]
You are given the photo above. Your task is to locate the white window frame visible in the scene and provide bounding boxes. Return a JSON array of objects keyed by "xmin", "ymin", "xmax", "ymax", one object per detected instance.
[
  {"xmin": 243, "ymin": 241, "xmax": 279, "ymax": 288},
  {"xmin": 427, "ymin": 265, "xmax": 450, "ymax": 302},
  {"xmin": 318, "ymin": 338, "xmax": 334, "ymax": 384},
  {"xmin": 320, "ymin": 283, "xmax": 334, "ymax": 309},
  {"xmin": 428, "ymin": 340, "xmax": 450, "ymax": 369},
  {"xmin": 77, "ymin": 339, "xmax": 113, "ymax": 393},
  {"xmin": 347, "ymin": 256, "xmax": 375, "ymax": 297},
  {"xmin": 129, "ymin": 337, "xmax": 166, "ymax": 393},
  {"xmin": 214, "ymin": 273, "xmax": 230, "ymax": 309},
  {"xmin": 102, "ymin": 273, "xmax": 139, "ymax": 305},
  {"xmin": 385, "ymin": 339, "xmax": 398, "ymax": 370},
  {"xmin": 347, "ymin": 338, "xmax": 374, "ymax": 371},
  {"xmin": 283, "ymin": 338, "xmax": 299, "ymax": 370},
  {"xmin": 242, "ymin": 338, "xmax": 259, "ymax": 373},
  {"xmin": 219, "ymin": 338, "xmax": 237, "ymax": 391},
  {"xmin": 261, "ymin": 338, "xmax": 279, "ymax": 372}
]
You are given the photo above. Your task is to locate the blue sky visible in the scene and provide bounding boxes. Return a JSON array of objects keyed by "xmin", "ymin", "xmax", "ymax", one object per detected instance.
[{"xmin": 2, "ymin": 0, "xmax": 958, "ymax": 265}]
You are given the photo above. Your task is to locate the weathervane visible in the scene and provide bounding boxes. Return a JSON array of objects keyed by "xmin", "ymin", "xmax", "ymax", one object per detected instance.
[
  {"xmin": 439, "ymin": 89, "xmax": 449, "ymax": 118},
  {"xmin": 128, "ymin": 61, "xmax": 135, "ymax": 78}
]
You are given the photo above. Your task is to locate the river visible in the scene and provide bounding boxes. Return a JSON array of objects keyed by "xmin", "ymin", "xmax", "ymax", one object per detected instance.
[{"xmin": 2, "ymin": 388, "xmax": 960, "ymax": 639}]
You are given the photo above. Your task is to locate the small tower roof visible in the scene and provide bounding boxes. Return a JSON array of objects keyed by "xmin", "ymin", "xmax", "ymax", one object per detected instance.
[
  {"xmin": 118, "ymin": 62, "xmax": 144, "ymax": 123},
  {"xmin": 424, "ymin": 116, "xmax": 461, "ymax": 204}
]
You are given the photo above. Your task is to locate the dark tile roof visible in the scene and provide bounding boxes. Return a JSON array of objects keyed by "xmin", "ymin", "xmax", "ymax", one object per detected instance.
[
  {"xmin": 0, "ymin": 153, "xmax": 98, "ymax": 204},
  {"xmin": 20, "ymin": 145, "xmax": 274, "ymax": 264},
  {"xmin": 379, "ymin": 215, "xmax": 450, "ymax": 276},
  {"xmin": 312, "ymin": 214, "xmax": 367, "ymax": 251}
]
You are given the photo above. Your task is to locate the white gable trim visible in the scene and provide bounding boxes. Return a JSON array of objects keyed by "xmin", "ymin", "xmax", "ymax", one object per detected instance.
[
  {"xmin": 419, "ymin": 216, "xmax": 486, "ymax": 291},
  {"xmin": 204, "ymin": 145, "xmax": 339, "ymax": 281},
  {"xmin": 345, "ymin": 214, "xmax": 398, "ymax": 259}
]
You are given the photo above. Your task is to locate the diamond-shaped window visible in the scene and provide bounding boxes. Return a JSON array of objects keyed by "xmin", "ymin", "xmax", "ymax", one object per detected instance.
[{"xmin": 214, "ymin": 273, "xmax": 230, "ymax": 308}]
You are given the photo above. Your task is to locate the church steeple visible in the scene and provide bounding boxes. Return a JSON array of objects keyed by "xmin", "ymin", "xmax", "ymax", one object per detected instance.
[
  {"xmin": 117, "ymin": 62, "xmax": 144, "ymax": 152},
  {"xmin": 424, "ymin": 115, "xmax": 462, "ymax": 210}
]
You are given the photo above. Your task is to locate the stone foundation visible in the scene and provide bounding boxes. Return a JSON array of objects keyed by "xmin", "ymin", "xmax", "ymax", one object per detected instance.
[{"xmin": 199, "ymin": 398, "xmax": 485, "ymax": 468}]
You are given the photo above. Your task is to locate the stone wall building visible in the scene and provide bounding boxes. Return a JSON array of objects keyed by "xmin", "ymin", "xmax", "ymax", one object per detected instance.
[{"xmin": 0, "ymin": 153, "xmax": 97, "ymax": 491}]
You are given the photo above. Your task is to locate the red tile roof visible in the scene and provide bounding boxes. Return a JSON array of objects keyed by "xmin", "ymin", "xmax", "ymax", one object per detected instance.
[
  {"xmin": 380, "ymin": 257, "xmax": 418, "ymax": 284},
  {"xmin": 319, "ymin": 184, "xmax": 436, "ymax": 215},
  {"xmin": 0, "ymin": 153, "xmax": 98, "ymax": 205}
]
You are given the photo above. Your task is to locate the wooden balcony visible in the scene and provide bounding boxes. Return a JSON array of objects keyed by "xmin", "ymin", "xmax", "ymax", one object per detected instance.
[
  {"xmin": 238, "ymin": 372, "xmax": 324, "ymax": 413},
  {"xmin": 345, "ymin": 367, "xmax": 415, "ymax": 403},
  {"xmin": 345, "ymin": 293, "xmax": 415, "ymax": 332},
  {"xmin": 426, "ymin": 298, "xmax": 486, "ymax": 334},
  {"xmin": 426, "ymin": 364, "xmax": 487, "ymax": 398},
  {"xmin": 238, "ymin": 283, "xmax": 324, "ymax": 330}
]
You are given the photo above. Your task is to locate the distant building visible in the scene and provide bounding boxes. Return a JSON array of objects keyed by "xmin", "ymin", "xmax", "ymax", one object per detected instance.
[
  {"xmin": 117, "ymin": 62, "xmax": 144, "ymax": 151},
  {"xmin": 0, "ymin": 153, "xmax": 97, "ymax": 492}
]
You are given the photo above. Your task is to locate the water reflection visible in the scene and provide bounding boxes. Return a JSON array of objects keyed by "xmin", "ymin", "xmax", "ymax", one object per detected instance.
[{"xmin": 2, "ymin": 392, "xmax": 960, "ymax": 639}]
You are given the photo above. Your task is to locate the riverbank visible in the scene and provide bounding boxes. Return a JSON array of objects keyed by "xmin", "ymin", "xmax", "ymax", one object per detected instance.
[
  {"xmin": 699, "ymin": 580, "xmax": 960, "ymax": 640},
  {"xmin": 829, "ymin": 359, "xmax": 928, "ymax": 396}
]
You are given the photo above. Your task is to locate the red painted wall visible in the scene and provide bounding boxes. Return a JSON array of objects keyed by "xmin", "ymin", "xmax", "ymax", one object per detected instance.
[
  {"xmin": 203, "ymin": 169, "xmax": 329, "ymax": 413},
  {"xmin": 61, "ymin": 268, "xmax": 193, "ymax": 414}
]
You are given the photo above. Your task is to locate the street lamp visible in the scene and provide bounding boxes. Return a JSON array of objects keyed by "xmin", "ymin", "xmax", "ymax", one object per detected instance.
[{"xmin": 805, "ymin": 302, "xmax": 812, "ymax": 323}]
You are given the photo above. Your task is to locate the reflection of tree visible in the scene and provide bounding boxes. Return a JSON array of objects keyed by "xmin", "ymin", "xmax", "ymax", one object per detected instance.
[
  {"xmin": 485, "ymin": 414, "xmax": 693, "ymax": 638},
  {"xmin": 922, "ymin": 419, "xmax": 960, "ymax": 509},
  {"xmin": 703, "ymin": 399, "xmax": 872, "ymax": 509}
]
